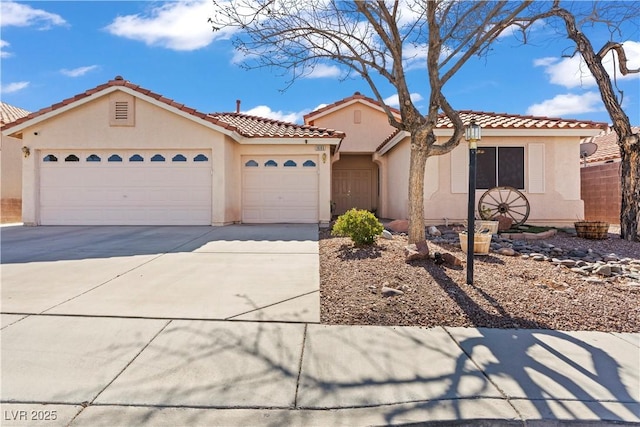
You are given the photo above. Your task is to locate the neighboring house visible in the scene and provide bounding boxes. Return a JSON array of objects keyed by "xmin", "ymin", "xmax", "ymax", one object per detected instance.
[
  {"xmin": 0, "ymin": 76, "xmax": 343, "ymax": 226},
  {"xmin": 580, "ymin": 127, "xmax": 639, "ymax": 225},
  {"xmin": 1, "ymin": 102, "xmax": 31, "ymax": 222},
  {"xmin": 305, "ymin": 93, "xmax": 607, "ymax": 226}
]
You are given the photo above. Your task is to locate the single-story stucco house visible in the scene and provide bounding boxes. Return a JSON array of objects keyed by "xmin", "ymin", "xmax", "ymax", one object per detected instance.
[
  {"xmin": 1, "ymin": 102, "xmax": 31, "ymax": 223},
  {"xmin": 1, "ymin": 77, "xmax": 607, "ymax": 227},
  {"xmin": 1, "ymin": 76, "xmax": 344, "ymax": 226},
  {"xmin": 305, "ymin": 93, "xmax": 607, "ymax": 226}
]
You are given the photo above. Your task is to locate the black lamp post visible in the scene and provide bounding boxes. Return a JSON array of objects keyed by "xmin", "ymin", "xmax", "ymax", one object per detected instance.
[{"xmin": 465, "ymin": 119, "xmax": 481, "ymax": 285}]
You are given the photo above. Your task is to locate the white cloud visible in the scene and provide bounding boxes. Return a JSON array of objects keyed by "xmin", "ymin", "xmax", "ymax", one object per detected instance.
[
  {"xmin": 0, "ymin": 1, "xmax": 66, "ymax": 29},
  {"xmin": 0, "ymin": 40, "xmax": 11, "ymax": 58},
  {"xmin": 535, "ymin": 41, "xmax": 640, "ymax": 89},
  {"xmin": 526, "ymin": 92, "xmax": 603, "ymax": 117},
  {"xmin": 243, "ymin": 105, "xmax": 310, "ymax": 124},
  {"xmin": 306, "ymin": 64, "xmax": 342, "ymax": 79},
  {"xmin": 0, "ymin": 81, "xmax": 30, "ymax": 94},
  {"xmin": 105, "ymin": 0, "xmax": 233, "ymax": 51},
  {"xmin": 61, "ymin": 65, "xmax": 99, "ymax": 77},
  {"xmin": 383, "ymin": 93, "xmax": 424, "ymax": 108}
]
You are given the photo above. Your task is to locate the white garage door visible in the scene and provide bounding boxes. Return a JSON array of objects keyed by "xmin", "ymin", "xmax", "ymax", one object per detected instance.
[
  {"xmin": 242, "ymin": 156, "xmax": 319, "ymax": 223},
  {"xmin": 40, "ymin": 150, "xmax": 212, "ymax": 225}
]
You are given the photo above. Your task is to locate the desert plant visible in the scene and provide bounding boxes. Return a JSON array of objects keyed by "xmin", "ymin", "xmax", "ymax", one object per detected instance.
[{"xmin": 331, "ymin": 208, "xmax": 384, "ymax": 245}]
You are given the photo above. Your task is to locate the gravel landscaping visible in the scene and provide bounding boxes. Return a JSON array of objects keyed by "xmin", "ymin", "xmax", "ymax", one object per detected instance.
[{"xmin": 320, "ymin": 225, "xmax": 640, "ymax": 332}]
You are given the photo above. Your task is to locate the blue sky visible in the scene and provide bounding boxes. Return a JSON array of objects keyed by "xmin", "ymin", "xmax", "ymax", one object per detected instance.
[{"xmin": 1, "ymin": 1, "xmax": 638, "ymax": 125}]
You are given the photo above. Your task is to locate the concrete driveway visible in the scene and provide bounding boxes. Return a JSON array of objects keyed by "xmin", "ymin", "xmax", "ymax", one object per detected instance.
[{"xmin": 1, "ymin": 224, "xmax": 319, "ymax": 322}]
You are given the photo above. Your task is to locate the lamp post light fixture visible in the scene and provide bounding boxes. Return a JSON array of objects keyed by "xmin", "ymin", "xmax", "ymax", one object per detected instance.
[{"xmin": 464, "ymin": 119, "xmax": 481, "ymax": 285}]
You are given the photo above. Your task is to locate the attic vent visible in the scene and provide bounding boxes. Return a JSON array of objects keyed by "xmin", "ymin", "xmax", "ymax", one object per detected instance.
[
  {"xmin": 109, "ymin": 96, "xmax": 135, "ymax": 126},
  {"xmin": 114, "ymin": 102, "xmax": 129, "ymax": 120}
]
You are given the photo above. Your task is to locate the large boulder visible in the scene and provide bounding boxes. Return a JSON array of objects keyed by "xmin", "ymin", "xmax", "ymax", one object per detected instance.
[{"xmin": 387, "ymin": 219, "xmax": 409, "ymax": 233}]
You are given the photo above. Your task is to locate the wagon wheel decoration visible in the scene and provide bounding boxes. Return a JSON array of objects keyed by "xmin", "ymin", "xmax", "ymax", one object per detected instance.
[{"xmin": 477, "ymin": 186, "xmax": 530, "ymax": 226}]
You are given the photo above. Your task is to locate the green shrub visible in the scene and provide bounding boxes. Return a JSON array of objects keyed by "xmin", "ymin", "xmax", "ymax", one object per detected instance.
[{"xmin": 331, "ymin": 208, "xmax": 384, "ymax": 245}]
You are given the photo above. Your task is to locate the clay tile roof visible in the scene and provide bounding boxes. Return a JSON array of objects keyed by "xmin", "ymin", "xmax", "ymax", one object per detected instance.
[
  {"xmin": 0, "ymin": 102, "xmax": 30, "ymax": 125},
  {"xmin": 376, "ymin": 111, "xmax": 608, "ymax": 153},
  {"xmin": 210, "ymin": 112, "xmax": 345, "ymax": 139},
  {"xmin": 584, "ymin": 126, "xmax": 640, "ymax": 163},
  {"xmin": 442, "ymin": 111, "xmax": 608, "ymax": 130},
  {"xmin": 304, "ymin": 91, "xmax": 401, "ymax": 121},
  {"xmin": 1, "ymin": 77, "xmax": 345, "ymax": 140}
]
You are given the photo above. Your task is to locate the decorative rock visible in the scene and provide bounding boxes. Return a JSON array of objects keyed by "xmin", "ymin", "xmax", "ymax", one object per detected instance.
[
  {"xmin": 603, "ymin": 254, "xmax": 619, "ymax": 262},
  {"xmin": 571, "ymin": 267, "xmax": 590, "ymax": 276},
  {"xmin": 568, "ymin": 249, "xmax": 588, "ymax": 258},
  {"xmin": 381, "ymin": 286, "xmax": 404, "ymax": 296},
  {"xmin": 594, "ymin": 264, "xmax": 612, "ymax": 277},
  {"xmin": 495, "ymin": 215, "xmax": 513, "ymax": 231},
  {"xmin": 387, "ymin": 219, "xmax": 409, "ymax": 233},
  {"xmin": 441, "ymin": 252, "xmax": 463, "ymax": 267},
  {"xmin": 427, "ymin": 226, "xmax": 442, "ymax": 237},
  {"xmin": 381, "ymin": 229, "xmax": 394, "ymax": 240},
  {"xmin": 559, "ymin": 259, "xmax": 577, "ymax": 268},
  {"xmin": 496, "ymin": 247, "xmax": 516, "ymax": 256},
  {"xmin": 609, "ymin": 265, "xmax": 623, "ymax": 274}
]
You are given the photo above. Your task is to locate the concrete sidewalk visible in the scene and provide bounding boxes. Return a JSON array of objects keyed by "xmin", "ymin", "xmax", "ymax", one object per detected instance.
[{"xmin": 1, "ymin": 314, "xmax": 638, "ymax": 426}]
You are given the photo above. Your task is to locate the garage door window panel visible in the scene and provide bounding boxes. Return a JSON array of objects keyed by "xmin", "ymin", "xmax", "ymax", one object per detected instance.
[
  {"xmin": 65, "ymin": 154, "xmax": 80, "ymax": 162},
  {"xmin": 245, "ymin": 160, "xmax": 259, "ymax": 167},
  {"xmin": 86, "ymin": 154, "xmax": 101, "ymax": 162},
  {"xmin": 284, "ymin": 160, "xmax": 297, "ymax": 167},
  {"xmin": 43, "ymin": 154, "xmax": 58, "ymax": 162},
  {"xmin": 172, "ymin": 154, "xmax": 187, "ymax": 162},
  {"xmin": 303, "ymin": 160, "xmax": 316, "ymax": 167},
  {"xmin": 129, "ymin": 154, "xmax": 144, "ymax": 162},
  {"xmin": 194, "ymin": 154, "xmax": 209, "ymax": 162},
  {"xmin": 151, "ymin": 154, "xmax": 166, "ymax": 162},
  {"xmin": 264, "ymin": 160, "xmax": 277, "ymax": 167},
  {"xmin": 108, "ymin": 154, "xmax": 123, "ymax": 162}
]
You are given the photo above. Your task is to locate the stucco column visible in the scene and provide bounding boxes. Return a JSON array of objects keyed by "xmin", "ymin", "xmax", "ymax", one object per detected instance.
[
  {"xmin": 21, "ymin": 148, "xmax": 38, "ymax": 225},
  {"xmin": 319, "ymin": 150, "xmax": 331, "ymax": 225}
]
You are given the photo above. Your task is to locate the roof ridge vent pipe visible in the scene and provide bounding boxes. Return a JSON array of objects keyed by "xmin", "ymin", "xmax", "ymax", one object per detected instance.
[{"xmin": 236, "ymin": 99, "xmax": 241, "ymax": 114}]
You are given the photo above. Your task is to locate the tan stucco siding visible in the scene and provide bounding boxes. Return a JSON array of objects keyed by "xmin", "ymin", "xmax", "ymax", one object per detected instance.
[
  {"xmin": 384, "ymin": 138, "xmax": 439, "ymax": 220},
  {"xmin": 19, "ymin": 95, "xmax": 223, "ymax": 150},
  {"xmin": 1, "ymin": 134, "xmax": 24, "ymax": 221},
  {"xmin": 311, "ymin": 103, "xmax": 395, "ymax": 153},
  {"xmin": 382, "ymin": 135, "xmax": 584, "ymax": 226},
  {"xmin": 1, "ymin": 134, "xmax": 23, "ymax": 199}
]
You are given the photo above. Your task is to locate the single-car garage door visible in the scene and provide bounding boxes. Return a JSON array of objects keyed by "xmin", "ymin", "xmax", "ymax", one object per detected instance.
[
  {"xmin": 39, "ymin": 150, "xmax": 212, "ymax": 225},
  {"xmin": 242, "ymin": 155, "xmax": 319, "ymax": 223}
]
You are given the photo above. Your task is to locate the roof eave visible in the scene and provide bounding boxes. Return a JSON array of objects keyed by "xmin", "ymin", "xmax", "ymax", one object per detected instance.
[
  {"xmin": 378, "ymin": 130, "xmax": 410, "ymax": 155},
  {"xmin": 237, "ymin": 136, "xmax": 343, "ymax": 145},
  {"xmin": 305, "ymin": 98, "xmax": 401, "ymax": 123},
  {"xmin": 1, "ymin": 85, "xmax": 245, "ymax": 142}
]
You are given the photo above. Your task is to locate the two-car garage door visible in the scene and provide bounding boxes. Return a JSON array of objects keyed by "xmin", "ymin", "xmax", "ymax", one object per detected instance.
[{"xmin": 39, "ymin": 150, "xmax": 212, "ymax": 225}]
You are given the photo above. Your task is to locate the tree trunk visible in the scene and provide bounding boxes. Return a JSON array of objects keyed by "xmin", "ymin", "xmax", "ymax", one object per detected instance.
[
  {"xmin": 552, "ymin": 6, "xmax": 639, "ymax": 241},
  {"xmin": 408, "ymin": 135, "xmax": 428, "ymax": 244},
  {"xmin": 620, "ymin": 141, "xmax": 640, "ymax": 240}
]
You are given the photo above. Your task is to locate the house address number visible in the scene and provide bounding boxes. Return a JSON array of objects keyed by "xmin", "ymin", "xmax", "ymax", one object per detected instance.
[{"xmin": 315, "ymin": 145, "xmax": 326, "ymax": 151}]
